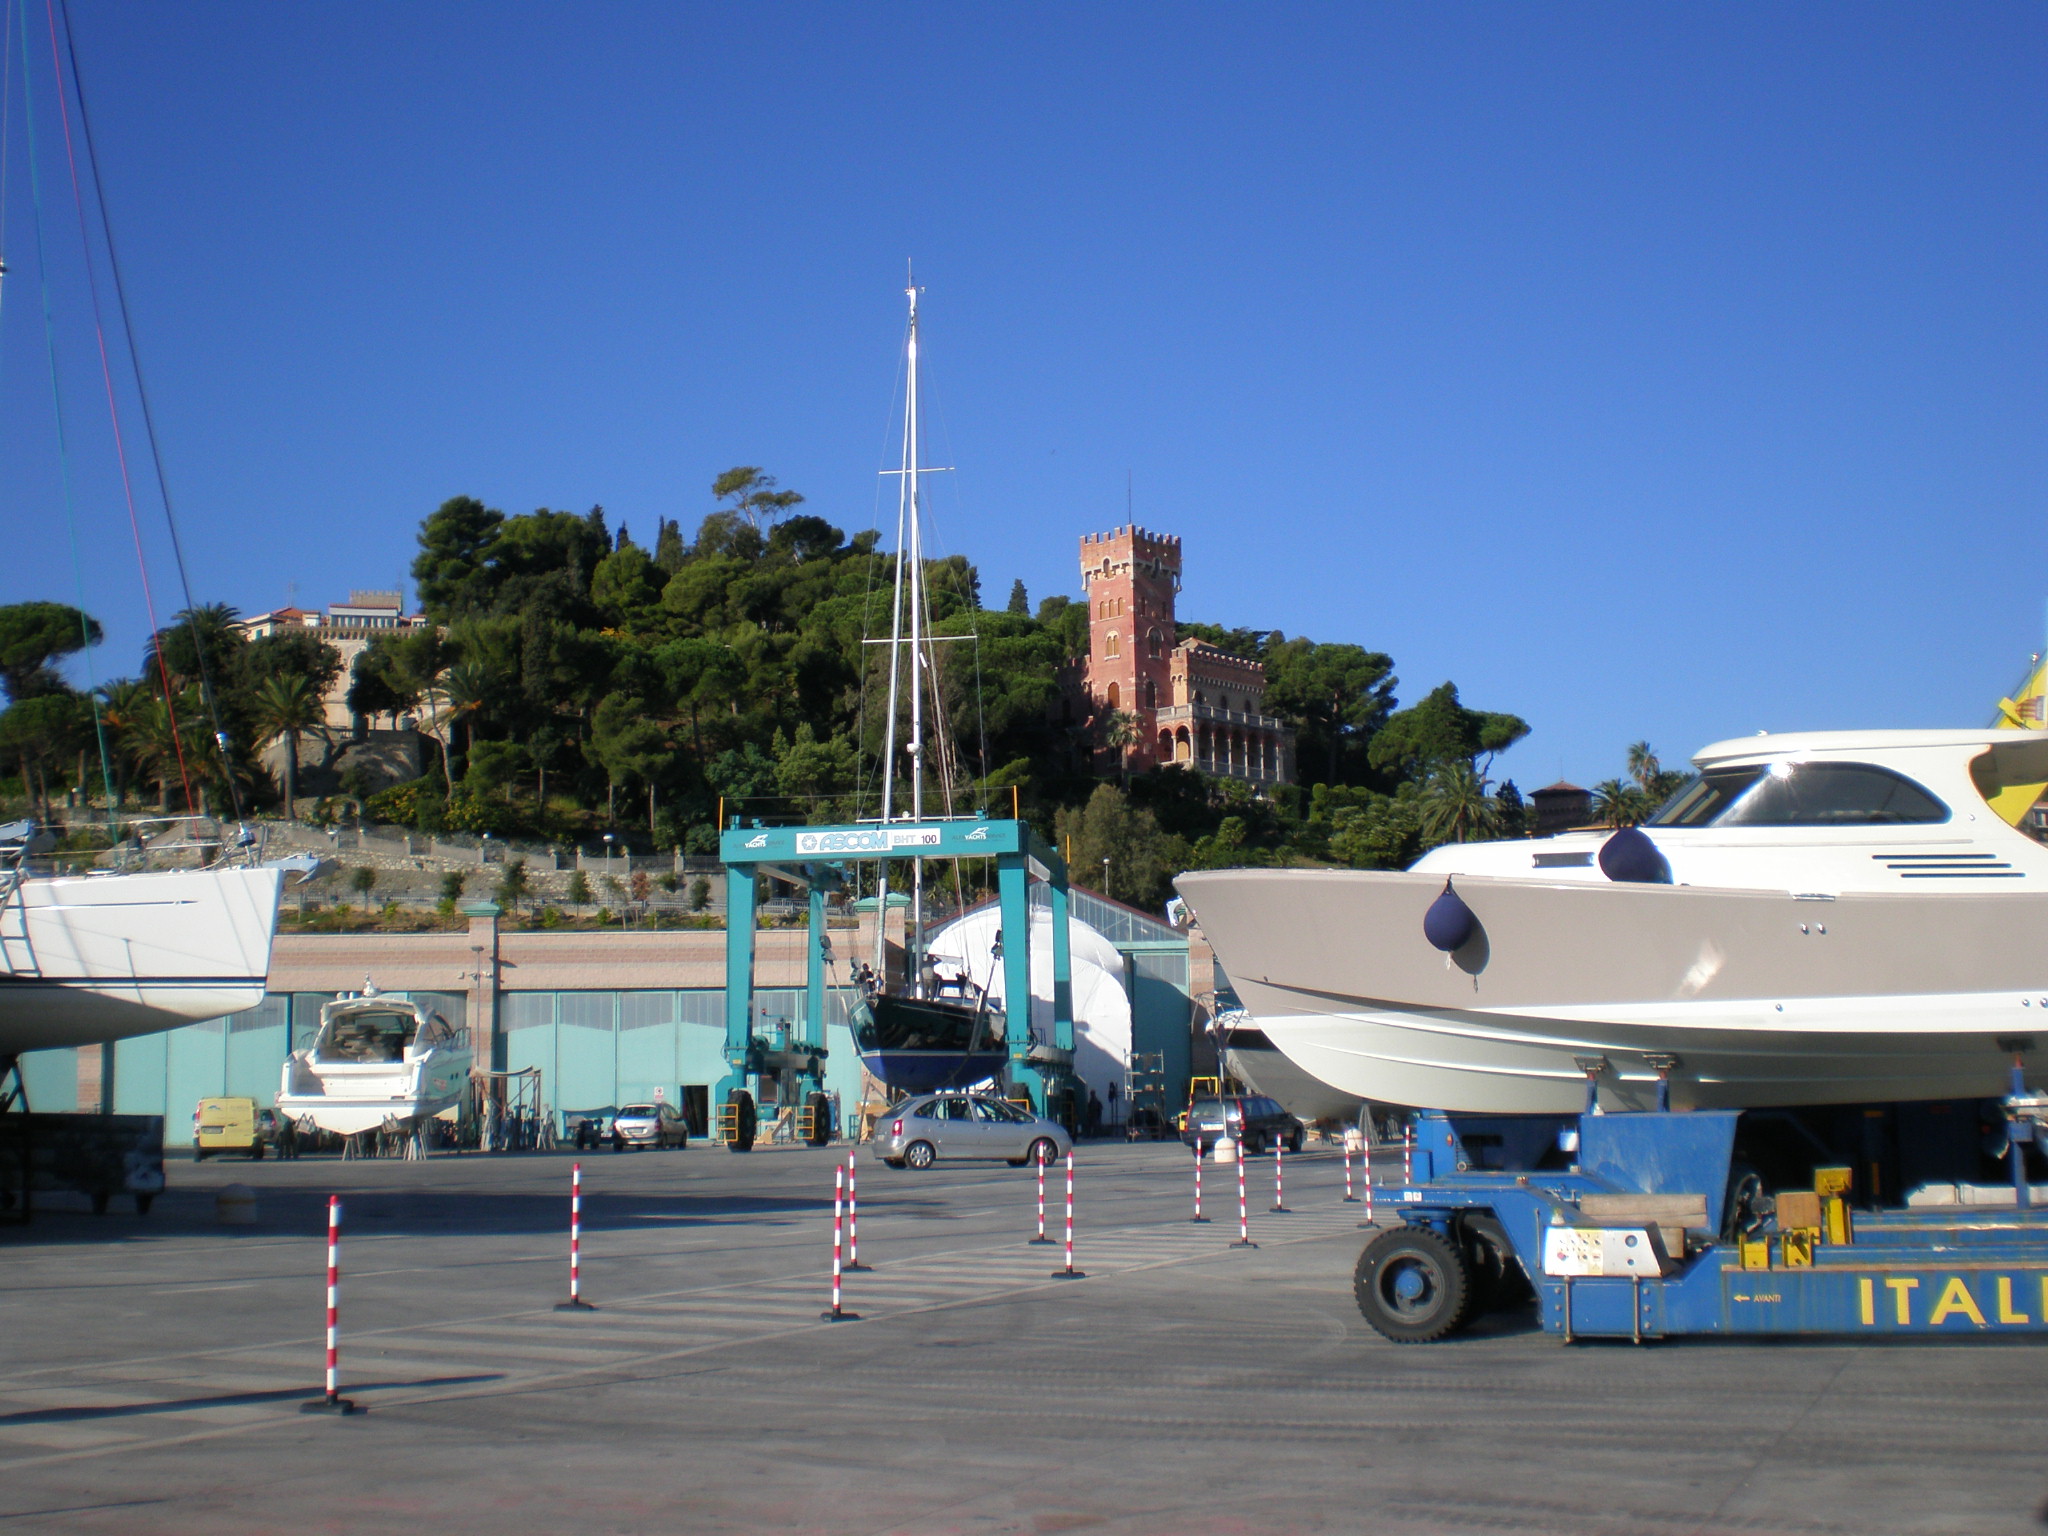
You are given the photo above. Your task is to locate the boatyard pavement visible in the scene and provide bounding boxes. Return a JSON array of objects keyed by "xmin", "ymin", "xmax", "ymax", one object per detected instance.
[{"xmin": 1, "ymin": 1142, "xmax": 2043, "ymax": 1535}]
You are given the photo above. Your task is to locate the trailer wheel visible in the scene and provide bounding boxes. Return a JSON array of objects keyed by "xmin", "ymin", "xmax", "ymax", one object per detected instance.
[
  {"xmin": 726, "ymin": 1089, "xmax": 757, "ymax": 1153},
  {"xmin": 1355, "ymin": 1226, "xmax": 1470, "ymax": 1343},
  {"xmin": 1458, "ymin": 1213, "xmax": 1528, "ymax": 1314}
]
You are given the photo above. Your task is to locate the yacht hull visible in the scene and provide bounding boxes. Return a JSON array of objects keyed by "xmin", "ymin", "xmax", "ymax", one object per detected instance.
[
  {"xmin": 274, "ymin": 1079, "xmax": 470, "ymax": 1138},
  {"xmin": 1176, "ymin": 868, "xmax": 2048, "ymax": 1113},
  {"xmin": 1222, "ymin": 1027, "xmax": 1366, "ymax": 1124},
  {"xmin": 0, "ymin": 866, "xmax": 282, "ymax": 1054}
]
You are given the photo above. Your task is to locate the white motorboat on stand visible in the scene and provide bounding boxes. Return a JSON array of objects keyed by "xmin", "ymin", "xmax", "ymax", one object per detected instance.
[
  {"xmin": 1177, "ymin": 728, "xmax": 2048, "ymax": 1114},
  {"xmin": 277, "ymin": 987, "xmax": 472, "ymax": 1139}
]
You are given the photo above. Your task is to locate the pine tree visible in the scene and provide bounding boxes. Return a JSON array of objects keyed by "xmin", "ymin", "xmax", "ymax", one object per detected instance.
[
  {"xmin": 653, "ymin": 517, "xmax": 687, "ymax": 573},
  {"xmin": 1006, "ymin": 579, "xmax": 1029, "ymax": 615}
]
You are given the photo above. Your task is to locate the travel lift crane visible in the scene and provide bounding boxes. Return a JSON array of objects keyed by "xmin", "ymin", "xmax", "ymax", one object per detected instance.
[
  {"xmin": 1355, "ymin": 1048, "xmax": 2048, "ymax": 1342},
  {"xmin": 715, "ymin": 817, "xmax": 1079, "ymax": 1150}
]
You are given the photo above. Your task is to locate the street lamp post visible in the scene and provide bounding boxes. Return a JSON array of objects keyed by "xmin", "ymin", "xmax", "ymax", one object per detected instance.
[{"xmin": 1102, "ymin": 856, "xmax": 1110, "ymax": 900}]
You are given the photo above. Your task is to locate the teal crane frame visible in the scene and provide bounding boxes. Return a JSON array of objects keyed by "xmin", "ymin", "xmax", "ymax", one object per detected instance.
[{"xmin": 716, "ymin": 817, "xmax": 1076, "ymax": 1120}]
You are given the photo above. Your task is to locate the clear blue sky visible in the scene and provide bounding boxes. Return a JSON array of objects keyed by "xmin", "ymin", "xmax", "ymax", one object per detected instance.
[{"xmin": 5, "ymin": 2, "xmax": 2045, "ymax": 791}]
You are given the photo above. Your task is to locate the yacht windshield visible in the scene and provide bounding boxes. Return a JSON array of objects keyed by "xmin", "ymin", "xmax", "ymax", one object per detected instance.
[
  {"xmin": 1648, "ymin": 768, "xmax": 1765, "ymax": 826},
  {"xmin": 319, "ymin": 1009, "xmax": 419, "ymax": 1063},
  {"xmin": 1715, "ymin": 762, "xmax": 1950, "ymax": 826}
]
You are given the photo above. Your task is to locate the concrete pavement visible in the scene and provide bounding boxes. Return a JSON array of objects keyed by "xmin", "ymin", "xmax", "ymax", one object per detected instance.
[{"xmin": 2, "ymin": 1141, "xmax": 2045, "ymax": 1535}]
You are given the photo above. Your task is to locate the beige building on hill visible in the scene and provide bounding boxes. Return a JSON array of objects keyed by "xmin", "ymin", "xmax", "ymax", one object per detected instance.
[{"xmin": 237, "ymin": 590, "xmax": 427, "ymax": 730}]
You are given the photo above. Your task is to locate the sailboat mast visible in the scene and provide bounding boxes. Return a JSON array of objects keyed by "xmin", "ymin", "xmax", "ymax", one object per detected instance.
[
  {"xmin": 873, "ymin": 282, "xmax": 920, "ymax": 982},
  {"xmin": 905, "ymin": 283, "xmax": 928, "ymax": 992}
]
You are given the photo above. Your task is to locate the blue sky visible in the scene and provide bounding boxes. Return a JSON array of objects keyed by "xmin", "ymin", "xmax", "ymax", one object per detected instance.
[{"xmin": 4, "ymin": 2, "xmax": 2046, "ymax": 790}]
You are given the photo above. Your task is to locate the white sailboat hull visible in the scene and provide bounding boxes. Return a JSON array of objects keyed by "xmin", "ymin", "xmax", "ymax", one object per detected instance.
[
  {"xmin": 1177, "ymin": 868, "xmax": 2048, "ymax": 1114},
  {"xmin": 0, "ymin": 866, "xmax": 283, "ymax": 1054}
]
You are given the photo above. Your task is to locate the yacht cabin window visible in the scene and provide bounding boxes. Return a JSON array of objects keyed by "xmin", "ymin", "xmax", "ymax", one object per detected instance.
[
  {"xmin": 1648, "ymin": 768, "xmax": 1765, "ymax": 826},
  {"xmin": 322, "ymin": 1009, "xmax": 421, "ymax": 1063},
  {"xmin": 1654, "ymin": 761, "xmax": 1950, "ymax": 828}
]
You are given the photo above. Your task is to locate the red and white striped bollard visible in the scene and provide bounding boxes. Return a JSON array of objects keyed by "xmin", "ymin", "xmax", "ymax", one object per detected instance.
[
  {"xmin": 843, "ymin": 1149, "xmax": 869, "ymax": 1271},
  {"xmin": 1049, "ymin": 1150, "xmax": 1085, "ymax": 1278},
  {"xmin": 1029, "ymin": 1140, "xmax": 1054, "ymax": 1243},
  {"xmin": 821, "ymin": 1164, "xmax": 859, "ymax": 1320},
  {"xmin": 300, "ymin": 1195, "xmax": 356, "ymax": 1413},
  {"xmin": 1402, "ymin": 1126, "xmax": 1414, "ymax": 1186},
  {"xmin": 1190, "ymin": 1141, "xmax": 1209, "ymax": 1223},
  {"xmin": 555, "ymin": 1161, "xmax": 596, "ymax": 1310},
  {"xmin": 1271, "ymin": 1139, "xmax": 1291, "ymax": 1213},
  {"xmin": 1342, "ymin": 1139, "xmax": 1359, "ymax": 1203},
  {"xmin": 1231, "ymin": 1142, "xmax": 1257, "ymax": 1248}
]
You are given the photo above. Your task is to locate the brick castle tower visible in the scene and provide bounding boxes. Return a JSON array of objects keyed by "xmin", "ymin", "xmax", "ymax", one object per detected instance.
[
  {"xmin": 1079, "ymin": 527, "xmax": 1181, "ymax": 765},
  {"xmin": 1078, "ymin": 525, "xmax": 1292, "ymax": 785}
]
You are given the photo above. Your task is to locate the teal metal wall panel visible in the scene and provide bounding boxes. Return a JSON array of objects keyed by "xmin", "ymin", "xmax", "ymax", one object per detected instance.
[
  {"xmin": 1129, "ymin": 950, "xmax": 1193, "ymax": 1102},
  {"xmin": 552, "ymin": 992, "xmax": 618, "ymax": 1120},
  {"xmin": 165, "ymin": 1021, "xmax": 229, "ymax": 1125},
  {"xmin": 676, "ymin": 990, "xmax": 725, "ymax": 1108},
  {"xmin": 500, "ymin": 992, "xmax": 557, "ymax": 1115},
  {"xmin": 289, "ymin": 994, "xmax": 330, "ymax": 1053},
  {"xmin": 114, "ymin": 1031, "xmax": 169, "ymax": 1117},
  {"xmin": 225, "ymin": 998, "xmax": 291, "ymax": 1103},
  {"xmin": 18, "ymin": 1047, "xmax": 77, "ymax": 1112},
  {"xmin": 616, "ymin": 991, "xmax": 677, "ymax": 1103}
]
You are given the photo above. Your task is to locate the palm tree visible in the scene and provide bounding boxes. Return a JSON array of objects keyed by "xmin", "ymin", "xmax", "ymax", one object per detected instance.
[
  {"xmin": 249, "ymin": 673, "xmax": 325, "ymax": 820},
  {"xmin": 1100, "ymin": 708, "xmax": 1139, "ymax": 788},
  {"xmin": 1593, "ymin": 777, "xmax": 1652, "ymax": 829},
  {"xmin": 1420, "ymin": 761, "xmax": 1500, "ymax": 846},
  {"xmin": 1626, "ymin": 741, "xmax": 1661, "ymax": 792},
  {"xmin": 437, "ymin": 658, "xmax": 496, "ymax": 768},
  {"xmin": 123, "ymin": 692, "xmax": 210, "ymax": 812},
  {"xmin": 96, "ymin": 678, "xmax": 154, "ymax": 808}
]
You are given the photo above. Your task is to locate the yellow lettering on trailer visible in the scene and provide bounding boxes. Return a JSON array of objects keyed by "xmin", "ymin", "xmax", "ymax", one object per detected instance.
[
  {"xmin": 1884, "ymin": 1276, "xmax": 1919, "ymax": 1324},
  {"xmin": 1857, "ymin": 1276, "xmax": 1875, "ymax": 1326},
  {"xmin": 1997, "ymin": 1277, "xmax": 2030, "ymax": 1325},
  {"xmin": 1928, "ymin": 1277, "xmax": 1987, "ymax": 1327}
]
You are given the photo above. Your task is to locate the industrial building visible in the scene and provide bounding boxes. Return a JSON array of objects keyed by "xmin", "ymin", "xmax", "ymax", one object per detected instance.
[{"xmin": 16, "ymin": 886, "xmax": 1195, "ymax": 1135}]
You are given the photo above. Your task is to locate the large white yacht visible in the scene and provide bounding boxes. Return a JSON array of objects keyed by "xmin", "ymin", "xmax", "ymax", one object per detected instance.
[
  {"xmin": 1176, "ymin": 728, "xmax": 2048, "ymax": 1114},
  {"xmin": 0, "ymin": 822, "xmax": 282, "ymax": 1058},
  {"xmin": 277, "ymin": 989, "xmax": 473, "ymax": 1137}
]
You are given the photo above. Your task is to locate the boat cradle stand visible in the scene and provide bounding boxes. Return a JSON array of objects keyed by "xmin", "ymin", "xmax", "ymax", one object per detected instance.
[
  {"xmin": 716, "ymin": 817, "xmax": 1080, "ymax": 1148},
  {"xmin": 1359, "ymin": 1104, "xmax": 2048, "ymax": 1342}
]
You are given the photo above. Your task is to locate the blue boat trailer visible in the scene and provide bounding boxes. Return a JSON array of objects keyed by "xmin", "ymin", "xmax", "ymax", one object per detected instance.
[{"xmin": 1357, "ymin": 1107, "xmax": 2048, "ymax": 1342}]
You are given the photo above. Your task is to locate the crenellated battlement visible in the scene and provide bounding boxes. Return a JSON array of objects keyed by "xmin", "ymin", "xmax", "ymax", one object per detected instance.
[{"xmin": 1079, "ymin": 525, "xmax": 1182, "ymax": 588}]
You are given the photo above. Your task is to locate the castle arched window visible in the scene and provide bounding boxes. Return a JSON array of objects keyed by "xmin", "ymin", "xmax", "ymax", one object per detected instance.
[
  {"xmin": 1144, "ymin": 678, "xmax": 1157, "ymax": 709},
  {"xmin": 1147, "ymin": 627, "xmax": 1162, "ymax": 658},
  {"xmin": 1106, "ymin": 681, "xmax": 1121, "ymax": 709},
  {"xmin": 1104, "ymin": 632, "xmax": 1121, "ymax": 658}
]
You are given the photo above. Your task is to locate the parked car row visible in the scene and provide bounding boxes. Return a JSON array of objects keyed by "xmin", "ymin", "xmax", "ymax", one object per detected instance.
[
  {"xmin": 1180, "ymin": 1094, "xmax": 1306, "ymax": 1156},
  {"xmin": 872, "ymin": 1093, "xmax": 1073, "ymax": 1169}
]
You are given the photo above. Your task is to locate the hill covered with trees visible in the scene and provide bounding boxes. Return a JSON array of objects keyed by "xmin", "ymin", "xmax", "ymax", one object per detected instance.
[{"xmin": 0, "ymin": 471, "xmax": 1548, "ymax": 908}]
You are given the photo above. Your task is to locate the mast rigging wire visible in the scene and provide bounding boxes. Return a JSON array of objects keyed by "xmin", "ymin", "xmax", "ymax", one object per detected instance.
[
  {"xmin": 43, "ymin": 0, "xmax": 203, "ymax": 815},
  {"xmin": 55, "ymin": 0, "xmax": 245, "ymax": 822},
  {"xmin": 16, "ymin": 0, "xmax": 115, "ymax": 817}
]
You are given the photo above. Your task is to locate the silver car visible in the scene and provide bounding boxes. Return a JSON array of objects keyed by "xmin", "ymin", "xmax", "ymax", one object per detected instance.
[
  {"xmin": 609, "ymin": 1101, "xmax": 689, "ymax": 1149},
  {"xmin": 873, "ymin": 1093, "xmax": 1072, "ymax": 1170}
]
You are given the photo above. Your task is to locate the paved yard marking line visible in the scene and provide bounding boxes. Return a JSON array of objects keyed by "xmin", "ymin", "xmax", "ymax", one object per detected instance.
[
  {"xmin": 0, "ymin": 1199, "xmax": 1341, "ymax": 1389},
  {"xmin": 0, "ymin": 1204, "xmax": 1371, "ymax": 1414},
  {"xmin": 0, "ymin": 1206, "xmax": 1369, "ymax": 1474}
]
